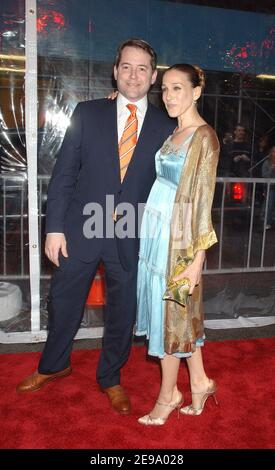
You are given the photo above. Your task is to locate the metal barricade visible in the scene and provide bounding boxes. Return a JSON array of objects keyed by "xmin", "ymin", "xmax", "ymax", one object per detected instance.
[{"xmin": 1, "ymin": 174, "xmax": 275, "ymax": 277}]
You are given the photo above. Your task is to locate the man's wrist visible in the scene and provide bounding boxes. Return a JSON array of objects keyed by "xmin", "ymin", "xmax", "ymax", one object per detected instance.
[{"xmin": 47, "ymin": 232, "xmax": 64, "ymax": 235}]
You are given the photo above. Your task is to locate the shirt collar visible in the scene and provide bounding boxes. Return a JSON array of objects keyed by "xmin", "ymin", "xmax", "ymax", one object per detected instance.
[{"xmin": 117, "ymin": 93, "xmax": 148, "ymax": 118}]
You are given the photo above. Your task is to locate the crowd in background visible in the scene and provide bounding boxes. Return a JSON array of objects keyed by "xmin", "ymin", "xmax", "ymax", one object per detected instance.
[
  {"xmin": 217, "ymin": 124, "xmax": 275, "ymax": 229},
  {"xmin": 217, "ymin": 124, "xmax": 273, "ymax": 178}
]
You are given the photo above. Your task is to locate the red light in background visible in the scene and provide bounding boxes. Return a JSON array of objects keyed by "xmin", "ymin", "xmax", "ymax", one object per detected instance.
[
  {"xmin": 37, "ymin": 14, "xmax": 47, "ymax": 32},
  {"xmin": 232, "ymin": 183, "xmax": 244, "ymax": 201},
  {"xmin": 52, "ymin": 12, "xmax": 64, "ymax": 27},
  {"xmin": 236, "ymin": 47, "xmax": 248, "ymax": 59},
  {"xmin": 224, "ymin": 23, "xmax": 274, "ymax": 72},
  {"xmin": 37, "ymin": 10, "xmax": 65, "ymax": 33},
  {"xmin": 262, "ymin": 38, "xmax": 272, "ymax": 50}
]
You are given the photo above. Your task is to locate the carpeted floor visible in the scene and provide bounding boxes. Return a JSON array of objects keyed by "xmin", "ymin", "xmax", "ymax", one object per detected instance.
[{"xmin": 1, "ymin": 337, "xmax": 275, "ymax": 449}]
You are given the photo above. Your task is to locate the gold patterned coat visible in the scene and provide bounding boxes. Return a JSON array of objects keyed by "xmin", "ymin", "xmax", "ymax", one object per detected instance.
[{"xmin": 164, "ymin": 124, "xmax": 219, "ymax": 354}]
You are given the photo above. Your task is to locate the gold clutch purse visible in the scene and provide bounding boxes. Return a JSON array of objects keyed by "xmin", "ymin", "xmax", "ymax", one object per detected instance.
[{"xmin": 163, "ymin": 257, "xmax": 192, "ymax": 307}]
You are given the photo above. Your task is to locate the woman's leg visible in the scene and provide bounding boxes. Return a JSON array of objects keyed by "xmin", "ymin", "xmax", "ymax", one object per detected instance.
[
  {"xmin": 186, "ymin": 347, "xmax": 212, "ymax": 409},
  {"xmin": 149, "ymin": 355, "xmax": 181, "ymax": 419}
]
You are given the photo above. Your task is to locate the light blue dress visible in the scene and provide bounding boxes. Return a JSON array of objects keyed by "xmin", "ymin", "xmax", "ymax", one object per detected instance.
[{"xmin": 136, "ymin": 134, "xmax": 204, "ymax": 358}]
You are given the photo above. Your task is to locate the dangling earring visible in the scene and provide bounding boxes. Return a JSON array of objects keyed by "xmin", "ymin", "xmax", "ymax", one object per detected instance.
[{"xmin": 193, "ymin": 100, "xmax": 197, "ymax": 105}]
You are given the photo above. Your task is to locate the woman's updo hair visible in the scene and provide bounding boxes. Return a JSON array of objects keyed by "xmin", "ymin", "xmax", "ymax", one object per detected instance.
[{"xmin": 165, "ymin": 64, "xmax": 205, "ymax": 90}]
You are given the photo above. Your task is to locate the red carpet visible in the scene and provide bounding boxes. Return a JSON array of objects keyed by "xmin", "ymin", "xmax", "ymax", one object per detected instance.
[{"xmin": 0, "ymin": 338, "xmax": 275, "ymax": 449}]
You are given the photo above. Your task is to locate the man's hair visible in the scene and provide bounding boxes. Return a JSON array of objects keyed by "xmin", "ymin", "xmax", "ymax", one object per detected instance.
[{"xmin": 115, "ymin": 38, "xmax": 157, "ymax": 71}]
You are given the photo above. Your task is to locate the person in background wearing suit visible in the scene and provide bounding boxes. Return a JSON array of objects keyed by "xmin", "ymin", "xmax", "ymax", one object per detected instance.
[
  {"xmin": 228, "ymin": 124, "xmax": 251, "ymax": 177},
  {"xmin": 16, "ymin": 39, "xmax": 175, "ymax": 415}
]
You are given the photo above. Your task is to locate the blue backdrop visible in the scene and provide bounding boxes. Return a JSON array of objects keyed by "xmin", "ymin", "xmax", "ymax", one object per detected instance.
[{"xmin": 37, "ymin": 0, "xmax": 275, "ymax": 74}]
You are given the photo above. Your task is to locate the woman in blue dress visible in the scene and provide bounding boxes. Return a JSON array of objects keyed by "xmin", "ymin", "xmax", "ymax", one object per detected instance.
[{"xmin": 136, "ymin": 64, "xmax": 220, "ymax": 425}]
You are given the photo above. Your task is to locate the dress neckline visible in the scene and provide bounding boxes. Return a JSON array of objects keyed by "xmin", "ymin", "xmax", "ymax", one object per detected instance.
[
  {"xmin": 160, "ymin": 124, "xmax": 207, "ymax": 156},
  {"xmin": 168, "ymin": 132, "xmax": 194, "ymax": 148}
]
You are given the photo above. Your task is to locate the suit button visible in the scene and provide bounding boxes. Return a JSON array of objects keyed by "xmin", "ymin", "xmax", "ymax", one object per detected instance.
[{"xmin": 118, "ymin": 190, "xmax": 122, "ymax": 195}]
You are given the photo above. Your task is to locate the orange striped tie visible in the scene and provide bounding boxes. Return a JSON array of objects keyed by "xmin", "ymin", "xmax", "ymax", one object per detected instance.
[{"xmin": 119, "ymin": 104, "xmax": 138, "ymax": 182}]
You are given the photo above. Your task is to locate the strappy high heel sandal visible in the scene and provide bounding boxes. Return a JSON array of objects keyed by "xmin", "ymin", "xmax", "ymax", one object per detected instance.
[
  {"xmin": 180, "ymin": 379, "xmax": 218, "ymax": 416},
  {"xmin": 138, "ymin": 392, "xmax": 183, "ymax": 426}
]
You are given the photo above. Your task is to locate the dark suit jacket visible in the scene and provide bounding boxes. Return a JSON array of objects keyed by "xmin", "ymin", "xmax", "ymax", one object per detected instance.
[{"xmin": 45, "ymin": 98, "xmax": 175, "ymax": 270}]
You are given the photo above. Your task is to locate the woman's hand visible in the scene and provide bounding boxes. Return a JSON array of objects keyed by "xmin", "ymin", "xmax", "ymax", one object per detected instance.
[
  {"xmin": 106, "ymin": 90, "xmax": 118, "ymax": 100},
  {"xmin": 173, "ymin": 250, "xmax": 205, "ymax": 294}
]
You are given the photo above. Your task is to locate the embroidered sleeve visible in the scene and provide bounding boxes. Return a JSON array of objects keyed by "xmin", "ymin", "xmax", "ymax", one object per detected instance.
[{"xmin": 191, "ymin": 134, "xmax": 219, "ymax": 254}]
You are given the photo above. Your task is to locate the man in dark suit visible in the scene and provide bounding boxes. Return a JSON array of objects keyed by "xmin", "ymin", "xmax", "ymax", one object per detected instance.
[{"xmin": 16, "ymin": 39, "xmax": 175, "ymax": 414}]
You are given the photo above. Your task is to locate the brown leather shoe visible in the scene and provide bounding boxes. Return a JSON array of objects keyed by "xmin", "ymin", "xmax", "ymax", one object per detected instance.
[
  {"xmin": 16, "ymin": 366, "xmax": 72, "ymax": 393},
  {"xmin": 103, "ymin": 385, "xmax": 131, "ymax": 415}
]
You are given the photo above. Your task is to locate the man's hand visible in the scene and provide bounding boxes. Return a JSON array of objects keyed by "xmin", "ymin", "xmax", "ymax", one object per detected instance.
[
  {"xmin": 45, "ymin": 233, "xmax": 68, "ymax": 266},
  {"xmin": 106, "ymin": 90, "xmax": 119, "ymax": 100},
  {"xmin": 241, "ymin": 154, "xmax": 250, "ymax": 162},
  {"xmin": 234, "ymin": 154, "xmax": 250, "ymax": 163}
]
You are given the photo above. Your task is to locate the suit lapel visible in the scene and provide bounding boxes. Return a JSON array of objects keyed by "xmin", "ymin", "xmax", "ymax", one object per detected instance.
[{"xmin": 101, "ymin": 99, "xmax": 121, "ymax": 185}]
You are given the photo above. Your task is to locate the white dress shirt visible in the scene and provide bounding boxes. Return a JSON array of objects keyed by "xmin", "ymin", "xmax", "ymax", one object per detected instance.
[{"xmin": 116, "ymin": 93, "xmax": 148, "ymax": 143}]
